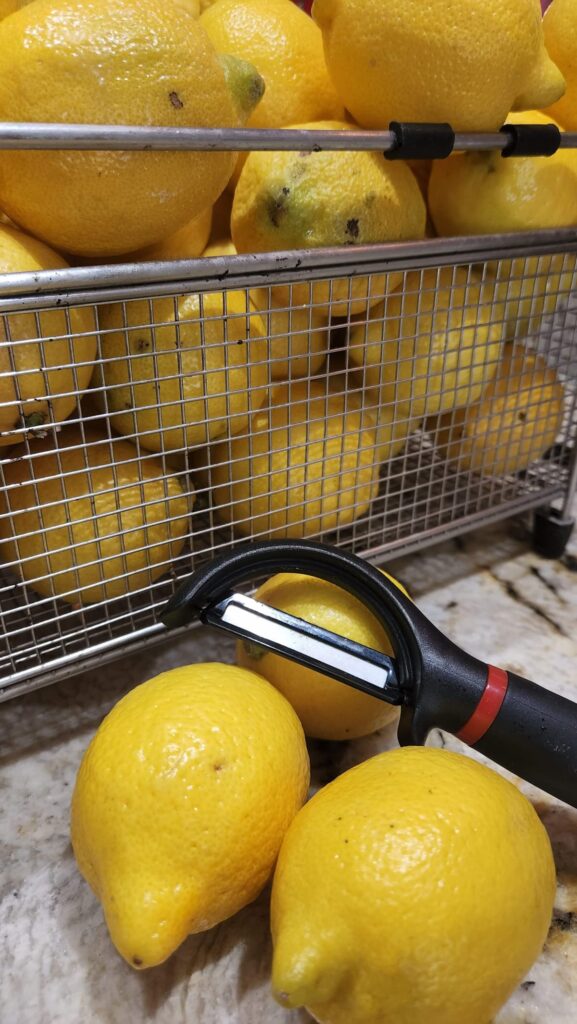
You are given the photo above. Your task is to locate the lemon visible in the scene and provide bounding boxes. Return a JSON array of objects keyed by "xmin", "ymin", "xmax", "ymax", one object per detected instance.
[
  {"xmin": 544, "ymin": 0, "xmax": 577, "ymax": 129},
  {"xmin": 0, "ymin": 427, "xmax": 191, "ymax": 604},
  {"xmin": 361, "ymin": 387, "xmax": 419, "ymax": 462},
  {"xmin": 95, "ymin": 289, "xmax": 269, "ymax": 454},
  {"xmin": 0, "ymin": 0, "xmax": 29, "ymax": 20},
  {"xmin": 198, "ymin": 243, "xmax": 329, "ymax": 379},
  {"xmin": 272, "ymin": 746, "xmax": 556, "ymax": 1024},
  {"xmin": 201, "ymin": 0, "xmax": 344, "ymax": 185},
  {"xmin": 0, "ymin": 0, "xmax": 264, "ymax": 256},
  {"xmin": 202, "ymin": 237, "xmax": 238, "ymax": 258},
  {"xmin": 237, "ymin": 570, "xmax": 408, "ymax": 739},
  {"xmin": 232, "ymin": 120, "xmax": 426, "ymax": 317},
  {"xmin": 202, "ymin": 379, "xmax": 379, "ymax": 538},
  {"xmin": 348, "ymin": 267, "xmax": 504, "ymax": 420},
  {"xmin": 250, "ymin": 287, "xmax": 329, "ymax": 381},
  {"xmin": 431, "ymin": 344, "xmax": 565, "ymax": 476},
  {"xmin": 71, "ymin": 663, "xmax": 309, "ymax": 968},
  {"xmin": 177, "ymin": 0, "xmax": 200, "ymax": 12},
  {"xmin": 489, "ymin": 251, "xmax": 577, "ymax": 339},
  {"xmin": 0, "ymin": 224, "xmax": 97, "ymax": 447},
  {"xmin": 128, "ymin": 206, "xmax": 213, "ymax": 262},
  {"xmin": 429, "ymin": 112, "xmax": 577, "ymax": 237},
  {"xmin": 312, "ymin": 0, "xmax": 565, "ymax": 132}
]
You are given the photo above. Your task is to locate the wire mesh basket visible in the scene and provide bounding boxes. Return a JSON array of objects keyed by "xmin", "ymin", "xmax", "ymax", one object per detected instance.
[{"xmin": 0, "ymin": 127, "xmax": 576, "ymax": 701}]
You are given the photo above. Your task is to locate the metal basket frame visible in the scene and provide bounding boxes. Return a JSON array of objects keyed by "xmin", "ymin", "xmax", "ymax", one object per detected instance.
[{"xmin": 0, "ymin": 125, "xmax": 576, "ymax": 701}]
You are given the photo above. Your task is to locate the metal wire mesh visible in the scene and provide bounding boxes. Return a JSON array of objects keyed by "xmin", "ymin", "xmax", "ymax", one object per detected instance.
[{"xmin": 0, "ymin": 232, "xmax": 575, "ymax": 699}]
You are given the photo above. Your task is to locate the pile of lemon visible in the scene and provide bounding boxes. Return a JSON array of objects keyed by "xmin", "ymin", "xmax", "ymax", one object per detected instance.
[
  {"xmin": 0, "ymin": 0, "xmax": 572, "ymax": 608},
  {"xmin": 71, "ymin": 576, "xmax": 558, "ymax": 1023}
]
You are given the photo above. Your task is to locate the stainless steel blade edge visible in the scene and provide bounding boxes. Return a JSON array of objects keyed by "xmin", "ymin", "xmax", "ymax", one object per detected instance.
[{"xmin": 201, "ymin": 593, "xmax": 402, "ymax": 704}]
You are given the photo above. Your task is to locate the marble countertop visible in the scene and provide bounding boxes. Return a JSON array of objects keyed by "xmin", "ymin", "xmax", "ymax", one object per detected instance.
[{"xmin": 2, "ymin": 514, "xmax": 577, "ymax": 1024}]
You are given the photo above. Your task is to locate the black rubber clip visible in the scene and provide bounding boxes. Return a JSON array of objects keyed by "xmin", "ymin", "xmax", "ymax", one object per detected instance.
[
  {"xmin": 385, "ymin": 121, "xmax": 455, "ymax": 161},
  {"xmin": 500, "ymin": 122, "xmax": 561, "ymax": 158}
]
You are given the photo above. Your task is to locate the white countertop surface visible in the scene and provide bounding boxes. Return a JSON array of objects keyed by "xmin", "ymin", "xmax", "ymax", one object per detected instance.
[{"xmin": 2, "ymin": 513, "xmax": 577, "ymax": 1024}]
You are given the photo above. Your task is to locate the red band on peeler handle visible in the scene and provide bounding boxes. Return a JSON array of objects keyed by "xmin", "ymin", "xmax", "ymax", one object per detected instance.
[{"xmin": 456, "ymin": 665, "xmax": 509, "ymax": 746}]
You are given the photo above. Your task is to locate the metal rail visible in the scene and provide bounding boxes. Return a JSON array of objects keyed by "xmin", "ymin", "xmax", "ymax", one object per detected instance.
[{"xmin": 0, "ymin": 123, "xmax": 575, "ymax": 152}]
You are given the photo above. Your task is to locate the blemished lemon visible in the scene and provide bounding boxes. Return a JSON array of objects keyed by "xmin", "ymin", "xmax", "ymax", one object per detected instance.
[
  {"xmin": 236, "ymin": 570, "xmax": 408, "ymax": 739},
  {"xmin": 348, "ymin": 267, "xmax": 504, "ymax": 420},
  {"xmin": 250, "ymin": 287, "xmax": 329, "ymax": 380},
  {"xmin": 428, "ymin": 112, "xmax": 577, "ymax": 237},
  {"xmin": 95, "ymin": 289, "xmax": 269, "ymax": 453},
  {"xmin": 0, "ymin": 0, "xmax": 263, "ymax": 256},
  {"xmin": 430, "ymin": 345, "xmax": 565, "ymax": 476},
  {"xmin": 71, "ymin": 663, "xmax": 309, "ymax": 968},
  {"xmin": 271, "ymin": 746, "xmax": 556, "ymax": 1024},
  {"xmin": 199, "ymin": 243, "xmax": 329, "ymax": 379},
  {"xmin": 129, "ymin": 206, "xmax": 212, "ymax": 262},
  {"xmin": 0, "ymin": 224, "xmax": 97, "ymax": 447},
  {"xmin": 544, "ymin": 0, "xmax": 577, "ymax": 129},
  {"xmin": 312, "ymin": 0, "xmax": 564, "ymax": 132},
  {"xmin": 201, "ymin": 0, "xmax": 344, "ymax": 185},
  {"xmin": 0, "ymin": 428, "xmax": 191, "ymax": 604},
  {"xmin": 202, "ymin": 379, "xmax": 380, "ymax": 538},
  {"xmin": 231, "ymin": 119, "xmax": 426, "ymax": 317}
]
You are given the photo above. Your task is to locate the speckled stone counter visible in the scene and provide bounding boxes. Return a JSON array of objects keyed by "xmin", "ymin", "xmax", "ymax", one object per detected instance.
[{"xmin": 2, "ymin": 514, "xmax": 577, "ymax": 1024}]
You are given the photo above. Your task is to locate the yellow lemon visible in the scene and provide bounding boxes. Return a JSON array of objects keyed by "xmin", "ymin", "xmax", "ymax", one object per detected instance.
[
  {"xmin": 0, "ymin": 224, "xmax": 97, "ymax": 447},
  {"xmin": 348, "ymin": 267, "xmax": 504, "ymax": 419},
  {"xmin": 128, "ymin": 206, "xmax": 213, "ymax": 262},
  {"xmin": 71, "ymin": 663, "xmax": 309, "ymax": 968},
  {"xmin": 312, "ymin": 0, "xmax": 564, "ymax": 132},
  {"xmin": 202, "ymin": 379, "xmax": 379, "ymax": 538},
  {"xmin": 202, "ymin": 237, "xmax": 238, "ymax": 258},
  {"xmin": 237, "ymin": 570, "xmax": 408, "ymax": 739},
  {"xmin": 0, "ymin": 427, "xmax": 191, "ymax": 604},
  {"xmin": 0, "ymin": 0, "xmax": 264, "ymax": 256},
  {"xmin": 232, "ymin": 120, "xmax": 426, "ymax": 317},
  {"xmin": 272, "ymin": 746, "xmax": 556, "ymax": 1024},
  {"xmin": 544, "ymin": 0, "xmax": 577, "ymax": 129},
  {"xmin": 95, "ymin": 289, "xmax": 269, "ymax": 453},
  {"xmin": 250, "ymin": 287, "xmax": 329, "ymax": 380},
  {"xmin": 430, "ymin": 344, "xmax": 565, "ymax": 476},
  {"xmin": 489, "ymin": 251, "xmax": 577, "ymax": 340},
  {"xmin": 0, "ymin": 0, "xmax": 30, "ymax": 20},
  {"xmin": 429, "ymin": 112, "xmax": 577, "ymax": 236},
  {"xmin": 199, "ymin": 243, "xmax": 329, "ymax": 379},
  {"xmin": 201, "ymin": 0, "xmax": 344, "ymax": 185}
]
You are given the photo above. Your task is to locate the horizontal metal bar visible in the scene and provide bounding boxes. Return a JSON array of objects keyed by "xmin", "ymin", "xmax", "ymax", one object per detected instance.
[
  {"xmin": 0, "ymin": 621, "xmax": 167, "ymax": 701},
  {"xmin": 0, "ymin": 123, "xmax": 575, "ymax": 153},
  {"xmin": 1, "ymin": 230, "xmax": 577, "ymax": 307}
]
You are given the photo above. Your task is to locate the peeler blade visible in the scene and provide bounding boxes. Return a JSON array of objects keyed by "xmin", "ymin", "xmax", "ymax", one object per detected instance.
[{"xmin": 201, "ymin": 593, "xmax": 403, "ymax": 705}]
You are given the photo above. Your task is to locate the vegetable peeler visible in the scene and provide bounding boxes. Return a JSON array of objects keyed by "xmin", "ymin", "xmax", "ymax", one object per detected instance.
[{"xmin": 161, "ymin": 539, "xmax": 577, "ymax": 808}]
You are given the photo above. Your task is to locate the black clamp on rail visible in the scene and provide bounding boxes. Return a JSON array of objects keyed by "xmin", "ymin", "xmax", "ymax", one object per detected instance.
[
  {"xmin": 385, "ymin": 121, "xmax": 455, "ymax": 161},
  {"xmin": 500, "ymin": 122, "xmax": 561, "ymax": 158}
]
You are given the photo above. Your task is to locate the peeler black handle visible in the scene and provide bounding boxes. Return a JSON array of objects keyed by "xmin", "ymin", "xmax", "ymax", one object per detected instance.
[
  {"xmin": 460, "ymin": 669, "xmax": 577, "ymax": 807},
  {"xmin": 162, "ymin": 540, "xmax": 577, "ymax": 808}
]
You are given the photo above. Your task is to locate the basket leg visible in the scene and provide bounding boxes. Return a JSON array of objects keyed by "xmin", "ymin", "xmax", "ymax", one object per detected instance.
[{"xmin": 533, "ymin": 506, "xmax": 575, "ymax": 560}]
